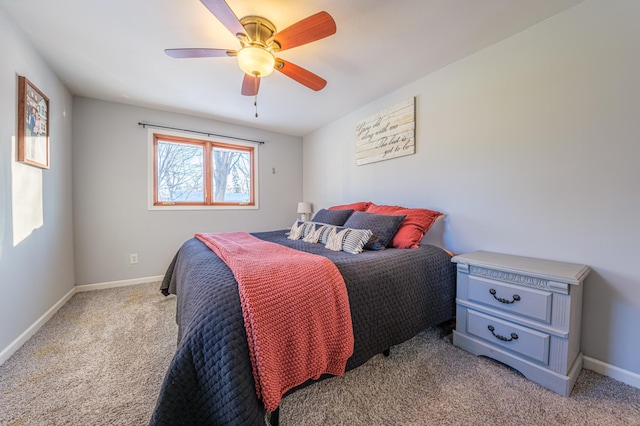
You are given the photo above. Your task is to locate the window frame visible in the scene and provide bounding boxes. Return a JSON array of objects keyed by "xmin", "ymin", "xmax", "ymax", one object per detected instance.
[{"xmin": 148, "ymin": 129, "xmax": 259, "ymax": 210}]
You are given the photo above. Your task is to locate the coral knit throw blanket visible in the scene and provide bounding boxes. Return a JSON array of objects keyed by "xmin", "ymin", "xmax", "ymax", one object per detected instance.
[{"xmin": 195, "ymin": 232, "xmax": 354, "ymax": 412}]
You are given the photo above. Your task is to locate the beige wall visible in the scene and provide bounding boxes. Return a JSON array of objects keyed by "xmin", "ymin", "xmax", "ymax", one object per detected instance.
[
  {"xmin": 0, "ymin": 9, "xmax": 75, "ymax": 362},
  {"xmin": 1, "ymin": 6, "xmax": 303, "ymax": 360},
  {"xmin": 303, "ymin": 0, "xmax": 640, "ymax": 381},
  {"xmin": 2, "ymin": 0, "xmax": 638, "ymax": 388},
  {"xmin": 71, "ymin": 98, "xmax": 303, "ymax": 285}
]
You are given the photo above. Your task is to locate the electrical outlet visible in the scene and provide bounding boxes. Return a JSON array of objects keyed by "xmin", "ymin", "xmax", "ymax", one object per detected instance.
[{"xmin": 130, "ymin": 253, "xmax": 138, "ymax": 264}]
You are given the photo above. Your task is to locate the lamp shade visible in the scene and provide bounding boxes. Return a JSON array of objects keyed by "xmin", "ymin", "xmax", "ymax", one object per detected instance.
[
  {"xmin": 297, "ymin": 202, "xmax": 312, "ymax": 214},
  {"xmin": 237, "ymin": 46, "xmax": 275, "ymax": 77}
]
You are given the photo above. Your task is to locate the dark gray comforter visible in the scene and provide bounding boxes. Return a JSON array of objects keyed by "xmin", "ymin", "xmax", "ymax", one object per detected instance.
[{"xmin": 150, "ymin": 230, "xmax": 456, "ymax": 425}]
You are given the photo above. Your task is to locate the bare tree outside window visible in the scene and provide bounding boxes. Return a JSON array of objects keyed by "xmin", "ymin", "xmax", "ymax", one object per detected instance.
[
  {"xmin": 157, "ymin": 141, "xmax": 204, "ymax": 202},
  {"xmin": 212, "ymin": 147, "xmax": 250, "ymax": 203},
  {"xmin": 153, "ymin": 133, "xmax": 255, "ymax": 207}
]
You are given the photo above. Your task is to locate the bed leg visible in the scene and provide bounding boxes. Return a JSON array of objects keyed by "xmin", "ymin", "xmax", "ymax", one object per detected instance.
[
  {"xmin": 266, "ymin": 407, "xmax": 280, "ymax": 426},
  {"xmin": 383, "ymin": 348, "xmax": 390, "ymax": 357},
  {"xmin": 439, "ymin": 318, "xmax": 456, "ymax": 339}
]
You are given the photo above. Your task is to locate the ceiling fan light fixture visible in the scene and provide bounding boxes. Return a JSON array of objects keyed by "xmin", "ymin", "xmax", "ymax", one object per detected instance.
[
  {"xmin": 165, "ymin": 3, "xmax": 336, "ymax": 98},
  {"xmin": 237, "ymin": 46, "xmax": 275, "ymax": 77}
]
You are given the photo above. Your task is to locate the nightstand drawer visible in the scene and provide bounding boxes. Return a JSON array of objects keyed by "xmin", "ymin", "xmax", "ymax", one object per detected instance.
[
  {"xmin": 468, "ymin": 276, "xmax": 552, "ymax": 323},
  {"xmin": 467, "ymin": 310, "xmax": 550, "ymax": 365}
]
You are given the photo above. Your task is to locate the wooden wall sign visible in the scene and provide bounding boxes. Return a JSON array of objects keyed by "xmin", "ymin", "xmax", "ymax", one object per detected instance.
[{"xmin": 355, "ymin": 97, "xmax": 415, "ymax": 166}]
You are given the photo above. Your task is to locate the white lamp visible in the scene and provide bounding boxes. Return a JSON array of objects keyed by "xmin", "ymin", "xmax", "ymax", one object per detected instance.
[
  {"xmin": 297, "ymin": 202, "xmax": 312, "ymax": 222},
  {"xmin": 237, "ymin": 46, "xmax": 275, "ymax": 77}
]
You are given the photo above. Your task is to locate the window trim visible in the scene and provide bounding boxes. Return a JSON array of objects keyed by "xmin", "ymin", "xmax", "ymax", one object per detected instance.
[{"xmin": 147, "ymin": 129, "xmax": 259, "ymax": 210}]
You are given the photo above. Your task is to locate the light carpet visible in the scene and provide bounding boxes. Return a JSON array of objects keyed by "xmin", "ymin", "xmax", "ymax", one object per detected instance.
[{"xmin": 0, "ymin": 282, "xmax": 639, "ymax": 425}]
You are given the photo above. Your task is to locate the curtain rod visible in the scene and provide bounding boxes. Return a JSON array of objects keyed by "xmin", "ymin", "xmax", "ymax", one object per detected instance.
[{"xmin": 137, "ymin": 122, "xmax": 265, "ymax": 145}]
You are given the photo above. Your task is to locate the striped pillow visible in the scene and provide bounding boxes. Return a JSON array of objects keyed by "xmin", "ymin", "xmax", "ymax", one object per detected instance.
[
  {"xmin": 325, "ymin": 227, "xmax": 373, "ymax": 254},
  {"xmin": 303, "ymin": 224, "xmax": 328, "ymax": 243},
  {"xmin": 319, "ymin": 225, "xmax": 338, "ymax": 244},
  {"xmin": 295, "ymin": 221, "xmax": 337, "ymax": 244},
  {"xmin": 296, "ymin": 221, "xmax": 326, "ymax": 239},
  {"xmin": 288, "ymin": 220, "xmax": 306, "ymax": 240}
]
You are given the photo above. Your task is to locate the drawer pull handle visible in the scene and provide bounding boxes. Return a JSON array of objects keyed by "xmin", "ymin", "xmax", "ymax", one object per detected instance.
[
  {"xmin": 489, "ymin": 288, "xmax": 521, "ymax": 304},
  {"xmin": 487, "ymin": 325, "xmax": 518, "ymax": 342}
]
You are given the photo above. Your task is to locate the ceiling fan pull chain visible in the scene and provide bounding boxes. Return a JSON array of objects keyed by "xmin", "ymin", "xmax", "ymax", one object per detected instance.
[{"xmin": 253, "ymin": 73, "xmax": 259, "ymax": 117}]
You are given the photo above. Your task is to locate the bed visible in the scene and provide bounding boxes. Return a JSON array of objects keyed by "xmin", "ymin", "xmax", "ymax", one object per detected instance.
[{"xmin": 150, "ymin": 206, "xmax": 457, "ymax": 426}]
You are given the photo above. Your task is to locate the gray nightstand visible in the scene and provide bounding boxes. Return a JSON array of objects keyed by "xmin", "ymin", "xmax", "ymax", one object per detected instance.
[{"xmin": 452, "ymin": 251, "xmax": 590, "ymax": 396}]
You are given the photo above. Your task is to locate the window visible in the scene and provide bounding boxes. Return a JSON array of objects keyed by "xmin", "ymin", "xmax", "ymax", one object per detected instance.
[{"xmin": 152, "ymin": 133, "xmax": 257, "ymax": 208}]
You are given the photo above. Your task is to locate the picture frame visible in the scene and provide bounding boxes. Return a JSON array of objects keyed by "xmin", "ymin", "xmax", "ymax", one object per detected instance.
[{"xmin": 17, "ymin": 76, "xmax": 50, "ymax": 169}]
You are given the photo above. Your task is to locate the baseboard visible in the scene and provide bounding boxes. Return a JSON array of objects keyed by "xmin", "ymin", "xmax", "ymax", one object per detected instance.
[
  {"xmin": 14, "ymin": 277, "xmax": 635, "ymax": 393},
  {"xmin": 74, "ymin": 275, "xmax": 164, "ymax": 292},
  {"xmin": 0, "ymin": 286, "xmax": 76, "ymax": 366},
  {"xmin": 583, "ymin": 356, "xmax": 640, "ymax": 390},
  {"xmin": 0, "ymin": 275, "xmax": 163, "ymax": 366}
]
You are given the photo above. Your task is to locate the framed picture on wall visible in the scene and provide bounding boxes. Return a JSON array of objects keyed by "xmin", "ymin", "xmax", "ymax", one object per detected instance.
[{"xmin": 17, "ymin": 76, "xmax": 50, "ymax": 169}]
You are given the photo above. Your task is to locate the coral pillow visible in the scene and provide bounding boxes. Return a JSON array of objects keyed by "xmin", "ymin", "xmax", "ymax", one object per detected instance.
[
  {"xmin": 328, "ymin": 201, "xmax": 371, "ymax": 212},
  {"xmin": 366, "ymin": 203, "xmax": 442, "ymax": 249}
]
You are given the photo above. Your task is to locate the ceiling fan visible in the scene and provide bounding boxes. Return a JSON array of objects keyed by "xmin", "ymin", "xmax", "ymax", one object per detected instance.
[{"xmin": 165, "ymin": 0, "xmax": 336, "ymax": 98}]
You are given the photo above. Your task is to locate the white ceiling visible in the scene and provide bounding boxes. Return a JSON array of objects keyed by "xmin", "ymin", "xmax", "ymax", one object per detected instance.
[{"xmin": 1, "ymin": 0, "xmax": 583, "ymax": 137}]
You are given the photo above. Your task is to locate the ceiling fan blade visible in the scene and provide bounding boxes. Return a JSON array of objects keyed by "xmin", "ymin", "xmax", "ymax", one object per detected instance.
[
  {"xmin": 165, "ymin": 48, "xmax": 233, "ymax": 58},
  {"xmin": 276, "ymin": 59, "xmax": 327, "ymax": 91},
  {"xmin": 274, "ymin": 11, "xmax": 336, "ymax": 51},
  {"xmin": 200, "ymin": 0, "xmax": 245, "ymax": 37},
  {"xmin": 241, "ymin": 74, "xmax": 261, "ymax": 96}
]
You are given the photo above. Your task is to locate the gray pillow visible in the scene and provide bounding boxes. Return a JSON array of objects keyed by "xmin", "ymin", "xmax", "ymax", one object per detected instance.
[
  {"xmin": 343, "ymin": 211, "xmax": 406, "ymax": 250},
  {"xmin": 311, "ymin": 209, "xmax": 354, "ymax": 226}
]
